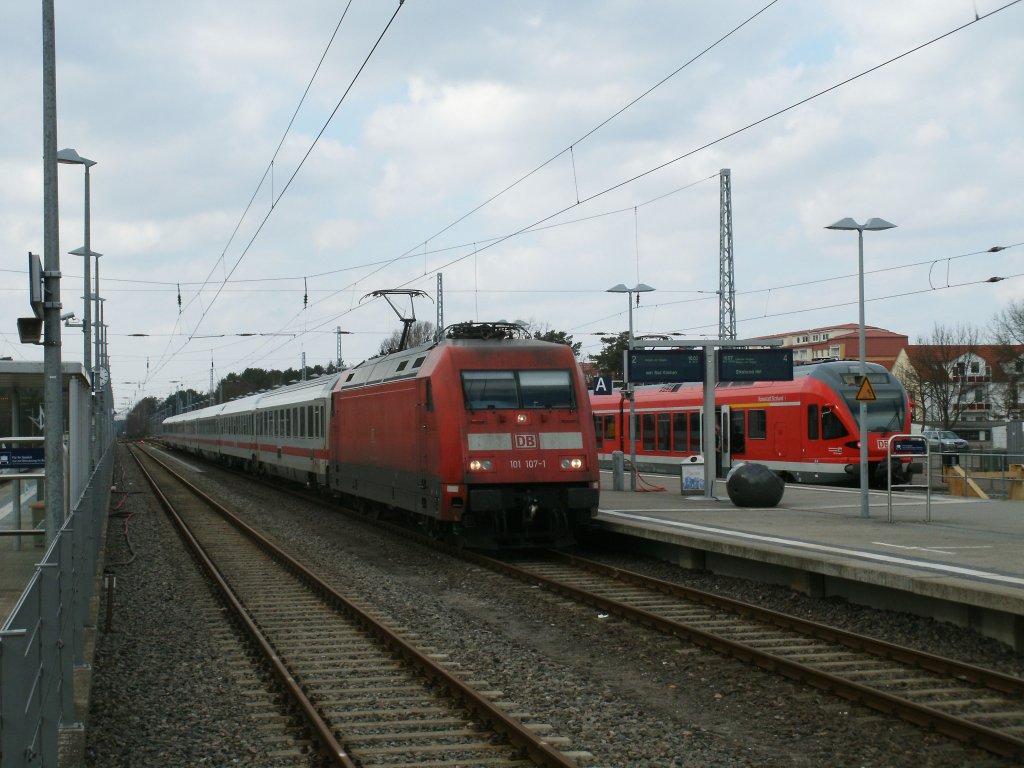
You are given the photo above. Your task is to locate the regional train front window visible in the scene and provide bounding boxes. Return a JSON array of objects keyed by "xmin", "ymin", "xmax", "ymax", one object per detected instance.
[
  {"xmin": 461, "ymin": 370, "xmax": 575, "ymax": 410},
  {"xmin": 843, "ymin": 394, "xmax": 907, "ymax": 434}
]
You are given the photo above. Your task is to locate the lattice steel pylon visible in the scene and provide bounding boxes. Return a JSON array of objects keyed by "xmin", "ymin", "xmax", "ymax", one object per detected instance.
[
  {"xmin": 719, "ymin": 168, "xmax": 736, "ymax": 340},
  {"xmin": 436, "ymin": 273, "xmax": 444, "ymax": 341}
]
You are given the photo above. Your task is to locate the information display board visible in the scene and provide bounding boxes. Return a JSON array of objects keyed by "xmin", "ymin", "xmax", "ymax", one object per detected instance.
[
  {"xmin": 717, "ymin": 348, "xmax": 793, "ymax": 382},
  {"xmin": 891, "ymin": 437, "xmax": 927, "ymax": 455},
  {"xmin": 627, "ymin": 349, "xmax": 705, "ymax": 384},
  {"xmin": 0, "ymin": 447, "xmax": 45, "ymax": 470}
]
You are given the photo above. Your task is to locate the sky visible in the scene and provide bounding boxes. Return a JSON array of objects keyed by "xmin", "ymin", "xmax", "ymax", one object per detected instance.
[{"xmin": 2, "ymin": 1, "xmax": 1022, "ymax": 416}]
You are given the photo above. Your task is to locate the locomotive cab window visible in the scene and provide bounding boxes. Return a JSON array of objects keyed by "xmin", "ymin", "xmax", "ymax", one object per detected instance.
[
  {"xmin": 519, "ymin": 370, "xmax": 574, "ymax": 409},
  {"xmin": 463, "ymin": 371, "xmax": 518, "ymax": 409},
  {"xmin": 461, "ymin": 370, "xmax": 575, "ymax": 410}
]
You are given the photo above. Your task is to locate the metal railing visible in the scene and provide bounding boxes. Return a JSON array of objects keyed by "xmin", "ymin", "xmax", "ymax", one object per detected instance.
[
  {"xmin": 0, "ymin": 444, "xmax": 112, "ymax": 767},
  {"xmin": 886, "ymin": 434, "xmax": 932, "ymax": 522},
  {"xmin": 926, "ymin": 450, "xmax": 1024, "ymax": 501}
]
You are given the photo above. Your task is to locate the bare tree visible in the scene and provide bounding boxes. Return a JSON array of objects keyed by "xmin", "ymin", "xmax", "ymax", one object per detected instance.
[
  {"xmin": 992, "ymin": 299, "xmax": 1024, "ymax": 346},
  {"xmin": 900, "ymin": 323, "xmax": 982, "ymax": 428},
  {"xmin": 989, "ymin": 300, "xmax": 1024, "ymax": 419},
  {"xmin": 377, "ymin": 320, "xmax": 436, "ymax": 355}
]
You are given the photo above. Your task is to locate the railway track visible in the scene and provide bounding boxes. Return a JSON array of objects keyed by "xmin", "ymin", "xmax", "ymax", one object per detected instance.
[
  {"xmin": 468, "ymin": 549, "xmax": 1024, "ymax": 760},
  {"xmin": 129, "ymin": 444, "xmax": 586, "ymax": 768}
]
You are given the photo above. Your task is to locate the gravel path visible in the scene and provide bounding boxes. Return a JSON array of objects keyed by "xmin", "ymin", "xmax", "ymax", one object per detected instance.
[{"xmin": 86, "ymin": 446, "xmax": 1021, "ymax": 767}]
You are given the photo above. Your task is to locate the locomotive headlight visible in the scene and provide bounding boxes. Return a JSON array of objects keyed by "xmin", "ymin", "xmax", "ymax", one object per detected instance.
[
  {"xmin": 560, "ymin": 457, "xmax": 584, "ymax": 470},
  {"xmin": 469, "ymin": 458, "xmax": 493, "ymax": 472},
  {"xmin": 516, "ymin": 413, "xmax": 530, "ymax": 424}
]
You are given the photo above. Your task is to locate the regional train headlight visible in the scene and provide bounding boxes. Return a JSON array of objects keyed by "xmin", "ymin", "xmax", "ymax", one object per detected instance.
[
  {"xmin": 469, "ymin": 459, "xmax": 493, "ymax": 472},
  {"xmin": 560, "ymin": 457, "xmax": 584, "ymax": 470}
]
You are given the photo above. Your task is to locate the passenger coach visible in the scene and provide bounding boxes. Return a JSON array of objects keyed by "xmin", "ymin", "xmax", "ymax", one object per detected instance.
[{"xmin": 161, "ymin": 373, "xmax": 339, "ymax": 488}]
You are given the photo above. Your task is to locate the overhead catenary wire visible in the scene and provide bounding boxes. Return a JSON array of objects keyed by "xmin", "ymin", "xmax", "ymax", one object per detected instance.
[
  {"xmin": 304, "ymin": 0, "xmax": 1024, "ymax": 354},
  {"xmin": 131, "ymin": 1, "xmax": 1022, "ymax": 395},
  {"xmin": 155, "ymin": 2, "xmax": 783, "ymax": 377},
  {"xmin": 145, "ymin": 2, "xmax": 404, "ymax": 386}
]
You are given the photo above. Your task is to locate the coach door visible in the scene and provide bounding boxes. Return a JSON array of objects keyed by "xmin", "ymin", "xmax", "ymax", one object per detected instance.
[{"xmin": 710, "ymin": 406, "xmax": 732, "ymax": 478}]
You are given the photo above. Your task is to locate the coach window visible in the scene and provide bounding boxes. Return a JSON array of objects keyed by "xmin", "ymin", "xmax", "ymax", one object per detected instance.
[
  {"xmin": 657, "ymin": 413, "xmax": 671, "ymax": 452},
  {"xmin": 603, "ymin": 415, "xmax": 616, "ymax": 441},
  {"xmin": 730, "ymin": 411, "xmax": 746, "ymax": 455},
  {"xmin": 748, "ymin": 409, "xmax": 767, "ymax": 440},
  {"xmin": 807, "ymin": 405, "xmax": 819, "ymax": 440},
  {"xmin": 593, "ymin": 416, "xmax": 603, "ymax": 449},
  {"xmin": 300, "ymin": 407, "xmax": 307, "ymax": 438},
  {"xmin": 672, "ymin": 414, "xmax": 687, "ymax": 452},
  {"xmin": 642, "ymin": 414, "xmax": 656, "ymax": 451},
  {"xmin": 689, "ymin": 412, "xmax": 701, "ymax": 453}
]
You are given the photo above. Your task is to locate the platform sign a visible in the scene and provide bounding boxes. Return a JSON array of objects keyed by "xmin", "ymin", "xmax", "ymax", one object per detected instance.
[{"xmin": 592, "ymin": 376, "xmax": 615, "ymax": 395}]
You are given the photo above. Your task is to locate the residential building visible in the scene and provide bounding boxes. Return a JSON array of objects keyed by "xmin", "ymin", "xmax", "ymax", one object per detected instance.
[{"xmin": 755, "ymin": 323, "xmax": 909, "ymax": 370}]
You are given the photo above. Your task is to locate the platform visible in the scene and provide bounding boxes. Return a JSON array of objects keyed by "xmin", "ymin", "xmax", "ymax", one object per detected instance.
[{"xmin": 594, "ymin": 471, "xmax": 1024, "ymax": 651}]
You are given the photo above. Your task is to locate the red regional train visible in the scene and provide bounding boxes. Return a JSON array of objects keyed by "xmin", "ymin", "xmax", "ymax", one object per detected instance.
[
  {"xmin": 590, "ymin": 360, "xmax": 915, "ymax": 487},
  {"xmin": 160, "ymin": 322, "xmax": 600, "ymax": 548}
]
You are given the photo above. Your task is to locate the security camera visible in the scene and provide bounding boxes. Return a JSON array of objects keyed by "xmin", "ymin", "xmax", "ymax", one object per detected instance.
[{"xmin": 60, "ymin": 312, "xmax": 75, "ymax": 321}]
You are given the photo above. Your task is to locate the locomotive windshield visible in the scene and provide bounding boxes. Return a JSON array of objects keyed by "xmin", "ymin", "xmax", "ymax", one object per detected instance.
[
  {"xmin": 462, "ymin": 370, "xmax": 575, "ymax": 410},
  {"xmin": 842, "ymin": 393, "xmax": 907, "ymax": 434}
]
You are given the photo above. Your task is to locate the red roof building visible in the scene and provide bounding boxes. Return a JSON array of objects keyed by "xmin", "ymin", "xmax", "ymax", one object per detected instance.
[{"xmin": 753, "ymin": 323, "xmax": 909, "ymax": 370}]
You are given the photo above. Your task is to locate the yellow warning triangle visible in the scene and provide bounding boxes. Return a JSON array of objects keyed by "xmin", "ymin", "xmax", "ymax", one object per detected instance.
[{"xmin": 855, "ymin": 375, "xmax": 877, "ymax": 401}]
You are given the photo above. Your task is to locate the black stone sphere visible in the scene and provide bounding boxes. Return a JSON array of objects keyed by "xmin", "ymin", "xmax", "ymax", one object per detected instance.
[{"xmin": 725, "ymin": 463, "xmax": 785, "ymax": 507}]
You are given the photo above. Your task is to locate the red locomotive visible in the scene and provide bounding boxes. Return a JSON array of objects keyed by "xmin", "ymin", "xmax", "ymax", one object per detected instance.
[
  {"xmin": 161, "ymin": 322, "xmax": 600, "ymax": 548},
  {"xmin": 590, "ymin": 360, "xmax": 915, "ymax": 487}
]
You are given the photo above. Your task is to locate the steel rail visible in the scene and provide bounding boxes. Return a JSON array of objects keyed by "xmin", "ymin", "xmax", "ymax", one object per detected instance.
[
  {"xmin": 129, "ymin": 445, "xmax": 354, "ymax": 767},
  {"xmin": 469, "ymin": 549, "xmax": 1024, "ymax": 760},
  {"xmin": 134, "ymin": 444, "xmax": 577, "ymax": 768},
  {"xmin": 150, "ymin": 446, "xmax": 1024, "ymax": 758},
  {"xmin": 553, "ymin": 551, "xmax": 1024, "ymax": 696}
]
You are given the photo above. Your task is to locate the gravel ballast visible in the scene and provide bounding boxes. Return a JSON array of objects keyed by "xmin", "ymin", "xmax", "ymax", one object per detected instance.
[{"xmin": 85, "ymin": 446, "xmax": 1021, "ymax": 767}]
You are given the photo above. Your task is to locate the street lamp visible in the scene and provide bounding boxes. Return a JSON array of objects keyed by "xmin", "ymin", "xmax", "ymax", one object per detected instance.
[
  {"xmin": 607, "ymin": 282, "xmax": 655, "ymax": 491},
  {"xmin": 57, "ymin": 149, "xmax": 96, "ymax": 372},
  {"xmin": 825, "ymin": 217, "xmax": 896, "ymax": 518}
]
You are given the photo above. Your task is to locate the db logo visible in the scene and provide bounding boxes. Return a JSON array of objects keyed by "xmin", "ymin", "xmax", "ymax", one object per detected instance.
[{"xmin": 514, "ymin": 433, "xmax": 538, "ymax": 449}]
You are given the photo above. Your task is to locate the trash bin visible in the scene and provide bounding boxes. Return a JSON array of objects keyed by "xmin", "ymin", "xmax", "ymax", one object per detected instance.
[{"xmin": 681, "ymin": 455, "xmax": 704, "ymax": 495}]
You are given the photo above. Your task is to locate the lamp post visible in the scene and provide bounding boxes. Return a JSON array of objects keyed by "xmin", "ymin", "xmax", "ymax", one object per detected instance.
[
  {"xmin": 59, "ymin": 148, "xmax": 98, "ymax": 470},
  {"xmin": 57, "ymin": 150, "xmax": 96, "ymax": 369},
  {"xmin": 607, "ymin": 282, "xmax": 655, "ymax": 491},
  {"xmin": 825, "ymin": 217, "xmax": 896, "ymax": 518}
]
